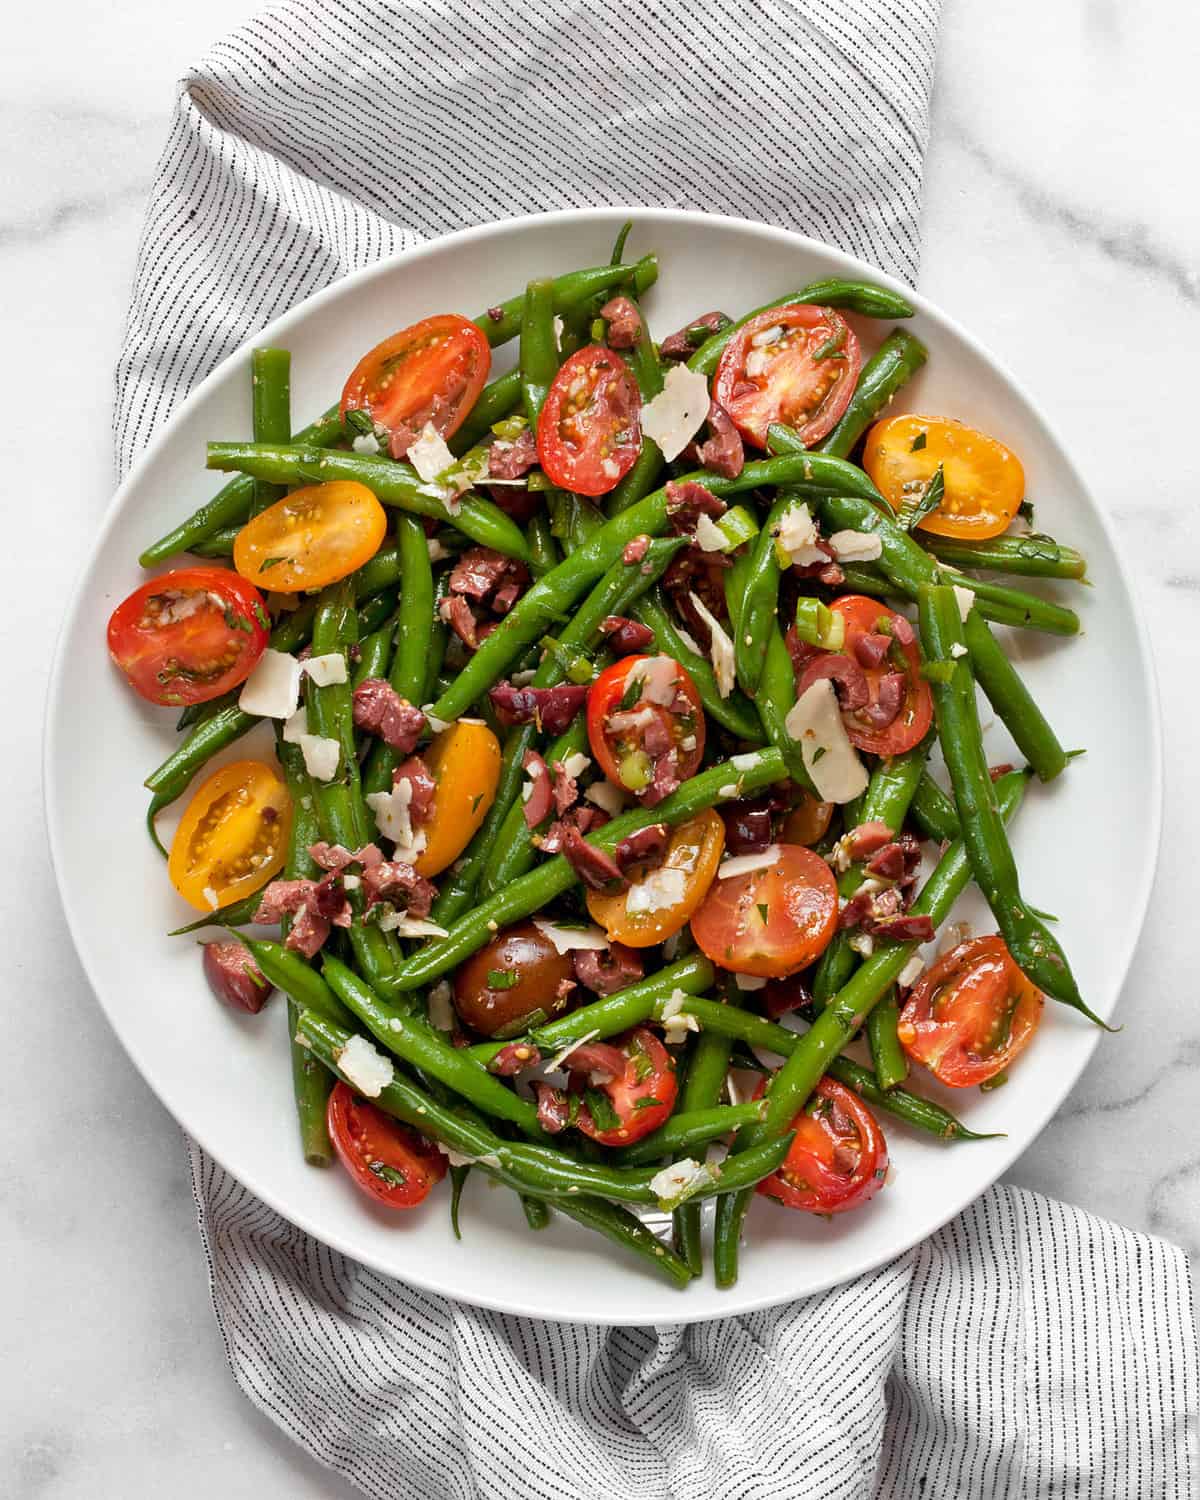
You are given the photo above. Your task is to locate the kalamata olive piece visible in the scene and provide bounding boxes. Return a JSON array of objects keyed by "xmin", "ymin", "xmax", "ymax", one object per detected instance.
[
  {"xmin": 453, "ymin": 921, "xmax": 576, "ymax": 1038},
  {"xmin": 202, "ymin": 940, "xmax": 273, "ymax": 1014},
  {"xmin": 780, "ymin": 790, "xmax": 835, "ymax": 846}
]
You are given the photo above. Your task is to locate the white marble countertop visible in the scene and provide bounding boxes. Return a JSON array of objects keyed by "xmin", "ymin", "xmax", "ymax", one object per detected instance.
[{"xmin": 4, "ymin": 1, "xmax": 1197, "ymax": 1494}]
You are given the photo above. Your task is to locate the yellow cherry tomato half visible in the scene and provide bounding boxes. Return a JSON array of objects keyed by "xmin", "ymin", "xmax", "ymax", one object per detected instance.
[
  {"xmin": 414, "ymin": 721, "xmax": 501, "ymax": 877},
  {"xmin": 586, "ymin": 810, "xmax": 725, "ymax": 948},
  {"xmin": 862, "ymin": 414, "xmax": 1025, "ymax": 540},
  {"xmin": 168, "ymin": 759, "xmax": 292, "ymax": 912},
  {"xmin": 233, "ymin": 481, "xmax": 387, "ymax": 592}
]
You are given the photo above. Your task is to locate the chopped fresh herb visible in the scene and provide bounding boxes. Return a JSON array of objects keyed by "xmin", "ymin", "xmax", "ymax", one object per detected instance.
[
  {"xmin": 811, "ymin": 331, "xmax": 847, "ymax": 361},
  {"xmin": 368, "ymin": 1161, "xmax": 408, "ymax": 1188},
  {"xmin": 252, "ymin": 602, "xmax": 270, "ymax": 630},
  {"xmin": 633, "ymin": 1096, "xmax": 663, "ymax": 1109},
  {"xmin": 756, "ymin": 902, "xmax": 770, "ymax": 925},
  {"xmin": 1018, "ymin": 499, "xmax": 1036, "ymax": 525},
  {"xmin": 898, "ymin": 463, "xmax": 945, "ymax": 533},
  {"xmin": 910, "ymin": 431, "xmax": 928, "ymax": 452},
  {"xmin": 224, "ymin": 608, "xmax": 252, "ymax": 633},
  {"xmin": 471, "ymin": 793, "xmax": 484, "ymax": 813},
  {"xmin": 628, "ymin": 1037, "xmax": 654, "ymax": 1082},
  {"xmin": 980, "ymin": 1071, "xmax": 1009, "ymax": 1093},
  {"xmin": 584, "ymin": 1088, "xmax": 622, "ymax": 1133},
  {"xmin": 259, "ymin": 556, "xmax": 287, "ymax": 572},
  {"xmin": 344, "ymin": 407, "xmax": 375, "ymax": 437},
  {"xmin": 812, "ymin": 745, "xmax": 827, "ymax": 763},
  {"xmin": 618, "ymin": 673, "xmax": 645, "ymax": 712},
  {"xmin": 485, "ymin": 968, "xmax": 519, "ymax": 990}
]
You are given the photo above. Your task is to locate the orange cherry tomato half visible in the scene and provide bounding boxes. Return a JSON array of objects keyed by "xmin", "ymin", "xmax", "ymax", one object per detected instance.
[
  {"xmin": 823, "ymin": 594, "xmax": 933, "ymax": 757},
  {"xmin": 713, "ymin": 304, "xmax": 862, "ymax": 449},
  {"xmin": 107, "ymin": 566, "xmax": 269, "ymax": 706},
  {"xmin": 413, "ymin": 720, "xmax": 501, "ymax": 877},
  {"xmin": 537, "ymin": 346, "xmax": 642, "ymax": 497},
  {"xmin": 862, "ymin": 414, "xmax": 1025, "ymax": 540},
  {"xmin": 168, "ymin": 759, "xmax": 292, "ymax": 912},
  {"xmin": 576, "ymin": 1027, "xmax": 677, "ymax": 1147},
  {"xmin": 586, "ymin": 655, "xmax": 705, "ymax": 800},
  {"xmin": 234, "ymin": 481, "xmax": 387, "ymax": 593},
  {"xmin": 340, "ymin": 313, "xmax": 491, "ymax": 453},
  {"xmin": 586, "ymin": 810, "xmax": 726, "ymax": 948},
  {"xmin": 327, "ymin": 1081, "xmax": 447, "ymax": 1209},
  {"xmin": 754, "ymin": 1076, "xmax": 888, "ymax": 1214},
  {"xmin": 690, "ymin": 844, "xmax": 839, "ymax": 979},
  {"xmin": 897, "ymin": 935, "xmax": 1043, "ymax": 1087}
]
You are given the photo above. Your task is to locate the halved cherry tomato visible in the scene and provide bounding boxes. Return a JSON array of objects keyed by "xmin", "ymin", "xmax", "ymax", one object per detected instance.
[
  {"xmin": 340, "ymin": 313, "xmax": 491, "ymax": 452},
  {"xmin": 107, "ymin": 567, "xmax": 269, "ymax": 706},
  {"xmin": 714, "ymin": 304, "xmax": 862, "ymax": 449},
  {"xmin": 576, "ymin": 1027, "xmax": 677, "ymax": 1147},
  {"xmin": 863, "ymin": 414, "xmax": 1025, "ymax": 540},
  {"xmin": 327, "ymin": 1081, "xmax": 447, "ymax": 1209},
  {"xmin": 690, "ymin": 844, "xmax": 839, "ymax": 978},
  {"xmin": 586, "ymin": 655, "xmax": 704, "ymax": 800},
  {"xmin": 897, "ymin": 935, "xmax": 1043, "ymax": 1087},
  {"xmin": 780, "ymin": 790, "xmax": 835, "ymax": 847},
  {"xmin": 168, "ymin": 759, "xmax": 292, "ymax": 912},
  {"xmin": 537, "ymin": 346, "xmax": 641, "ymax": 497},
  {"xmin": 453, "ymin": 921, "xmax": 577, "ymax": 1037},
  {"xmin": 414, "ymin": 720, "xmax": 501, "ymax": 877},
  {"xmin": 826, "ymin": 594, "xmax": 933, "ymax": 757},
  {"xmin": 754, "ymin": 1076, "xmax": 888, "ymax": 1214},
  {"xmin": 587, "ymin": 810, "xmax": 725, "ymax": 948},
  {"xmin": 233, "ymin": 481, "xmax": 387, "ymax": 593}
]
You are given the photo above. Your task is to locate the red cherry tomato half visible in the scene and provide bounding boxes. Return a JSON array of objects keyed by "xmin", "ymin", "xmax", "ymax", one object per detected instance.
[
  {"xmin": 826, "ymin": 594, "xmax": 933, "ymax": 757},
  {"xmin": 537, "ymin": 346, "xmax": 642, "ymax": 497},
  {"xmin": 586, "ymin": 654, "xmax": 705, "ymax": 800},
  {"xmin": 714, "ymin": 304, "xmax": 862, "ymax": 449},
  {"xmin": 576, "ymin": 1027, "xmax": 678, "ymax": 1147},
  {"xmin": 690, "ymin": 844, "xmax": 839, "ymax": 979},
  {"xmin": 340, "ymin": 314, "xmax": 491, "ymax": 452},
  {"xmin": 897, "ymin": 935, "xmax": 1043, "ymax": 1087},
  {"xmin": 755, "ymin": 1076, "xmax": 888, "ymax": 1214},
  {"xmin": 107, "ymin": 566, "xmax": 269, "ymax": 706},
  {"xmin": 327, "ymin": 1081, "xmax": 448, "ymax": 1209}
]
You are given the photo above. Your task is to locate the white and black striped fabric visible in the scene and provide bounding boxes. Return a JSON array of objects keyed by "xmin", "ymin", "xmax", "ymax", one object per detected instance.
[{"xmin": 116, "ymin": 3, "xmax": 1199, "ymax": 1495}]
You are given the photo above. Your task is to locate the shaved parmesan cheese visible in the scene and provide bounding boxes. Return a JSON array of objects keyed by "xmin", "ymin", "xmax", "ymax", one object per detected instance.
[
  {"xmin": 784, "ymin": 679, "xmax": 869, "ymax": 803},
  {"xmin": 744, "ymin": 348, "xmax": 769, "ymax": 378},
  {"xmin": 531, "ymin": 920, "xmax": 609, "ymax": 955},
  {"xmin": 897, "ymin": 955, "xmax": 925, "ymax": 988},
  {"xmin": 585, "ymin": 780, "xmax": 627, "ymax": 816},
  {"xmin": 694, "ymin": 513, "xmax": 728, "ymax": 552},
  {"xmin": 649, "ymin": 1158, "xmax": 715, "ymax": 1208},
  {"xmin": 718, "ymin": 846, "xmax": 781, "ymax": 879},
  {"xmin": 952, "ymin": 584, "xmax": 976, "ymax": 622},
  {"xmin": 552, "ymin": 315, "xmax": 564, "ymax": 350},
  {"xmin": 202, "ymin": 885, "xmax": 219, "ymax": 910},
  {"xmin": 750, "ymin": 323, "xmax": 785, "ymax": 348},
  {"xmin": 828, "ymin": 529, "xmax": 883, "ymax": 563},
  {"xmin": 687, "ymin": 592, "xmax": 735, "ymax": 697},
  {"xmin": 545, "ymin": 1029, "xmax": 601, "ymax": 1074},
  {"xmin": 734, "ymin": 973, "xmax": 767, "ymax": 991},
  {"xmin": 366, "ymin": 780, "xmax": 427, "ymax": 863},
  {"xmin": 640, "ymin": 655, "xmax": 681, "ymax": 706},
  {"xmin": 660, "ymin": 989, "xmax": 689, "ymax": 1021},
  {"xmin": 238, "ymin": 649, "xmax": 302, "ymax": 719},
  {"xmin": 626, "ymin": 866, "xmax": 689, "ymax": 914},
  {"xmin": 848, "ymin": 931, "xmax": 875, "ymax": 958},
  {"xmin": 674, "ymin": 625, "xmax": 704, "ymax": 656},
  {"xmin": 775, "ymin": 502, "xmax": 826, "ymax": 568},
  {"xmin": 437, "ymin": 1145, "xmax": 476, "ymax": 1168},
  {"xmin": 376, "ymin": 912, "xmax": 448, "ymax": 938},
  {"xmin": 408, "ymin": 422, "xmax": 457, "ymax": 484},
  {"xmin": 639, "ymin": 365, "xmax": 711, "ymax": 460},
  {"xmin": 731, "ymin": 752, "xmax": 760, "ymax": 772},
  {"xmin": 427, "ymin": 538, "xmax": 449, "ymax": 562},
  {"xmin": 342, "ymin": 874, "xmax": 361, "ymax": 891},
  {"xmin": 561, "ymin": 752, "xmax": 591, "ymax": 780},
  {"xmin": 298, "ymin": 735, "xmax": 341, "ymax": 782},
  {"xmin": 337, "ymin": 1035, "xmax": 393, "ymax": 1098},
  {"xmin": 303, "ymin": 652, "xmax": 348, "ymax": 687},
  {"xmin": 427, "ymin": 981, "xmax": 455, "ymax": 1032},
  {"xmin": 950, "ymin": 642, "xmax": 968, "ymax": 659},
  {"xmin": 422, "ymin": 707, "xmax": 452, "ymax": 734},
  {"xmin": 662, "ymin": 1012, "xmax": 701, "ymax": 1045},
  {"xmin": 351, "ymin": 432, "xmax": 380, "ymax": 455}
]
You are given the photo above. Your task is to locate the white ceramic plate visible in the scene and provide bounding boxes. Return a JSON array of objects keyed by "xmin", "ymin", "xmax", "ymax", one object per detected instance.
[{"xmin": 45, "ymin": 210, "xmax": 1161, "ymax": 1324}]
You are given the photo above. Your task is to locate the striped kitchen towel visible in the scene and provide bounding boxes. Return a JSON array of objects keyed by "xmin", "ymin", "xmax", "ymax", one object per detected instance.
[{"xmin": 115, "ymin": 1, "xmax": 1198, "ymax": 1495}]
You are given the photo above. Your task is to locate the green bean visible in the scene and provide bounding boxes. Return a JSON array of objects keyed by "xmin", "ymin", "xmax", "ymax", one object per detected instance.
[
  {"xmin": 688, "ymin": 280, "xmax": 916, "ymax": 377},
  {"xmin": 206, "ymin": 443, "xmax": 533, "ymax": 565},
  {"xmin": 520, "ymin": 278, "xmax": 560, "ymax": 425},
  {"xmin": 817, "ymin": 330, "xmax": 927, "ymax": 459},
  {"xmin": 865, "ymin": 987, "xmax": 908, "ymax": 1091},
  {"xmin": 361, "ymin": 515, "xmax": 433, "ymax": 797},
  {"xmin": 812, "ymin": 739, "xmax": 930, "ymax": 1008},
  {"xmin": 168, "ymin": 891, "xmax": 263, "ymax": 934},
  {"xmin": 248, "ymin": 348, "xmax": 292, "ymax": 516},
  {"xmin": 671, "ymin": 1027, "xmax": 735, "ymax": 1273},
  {"xmin": 186, "ymin": 526, "xmax": 238, "ymax": 558},
  {"xmin": 630, "ymin": 592, "xmax": 763, "ymax": 741},
  {"xmin": 393, "ymin": 748, "xmax": 789, "ymax": 990},
  {"xmin": 910, "ymin": 772, "xmax": 960, "ymax": 843},
  {"xmin": 427, "ymin": 452, "xmax": 884, "ymax": 725},
  {"xmin": 235, "ymin": 935, "xmax": 354, "ymax": 1028},
  {"xmin": 448, "ymin": 369, "xmax": 522, "ymax": 455},
  {"xmin": 553, "ymin": 1197, "xmax": 694, "ymax": 1287},
  {"xmin": 605, "ymin": 284, "xmax": 666, "ymax": 516},
  {"xmin": 734, "ymin": 494, "xmax": 790, "ymax": 696},
  {"xmin": 961, "ymin": 605, "xmax": 1069, "ymax": 782},
  {"xmin": 836, "ymin": 558, "xmax": 1080, "ymax": 638},
  {"xmin": 145, "ymin": 790, "xmax": 173, "ymax": 858},
  {"xmin": 527, "ymin": 514, "xmax": 560, "ymax": 577},
  {"xmin": 548, "ymin": 489, "xmax": 606, "ymax": 549},
  {"xmin": 351, "ymin": 618, "xmax": 395, "ymax": 691},
  {"xmin": 473, "ymin": 254, "xmax": 658, "ymax": 347},
  {"xmin": 139, "ymin": 405, "xmax": 342, "ymax": 566},
  {"xmin": 322, "ymin": 957, "xmax": 547, "ymax": 1137},
  {"xmin": 609, "ymin": 220, "xmax": 633, "ymax": 265},
  {"xmin": 725, "ymin": 553, "xmax": 810, "ymax": 788},
  {"xmin": 923, "ymin": 532, "xmax": 1088, "ymax": 581},
  {"xmin": 918, "ymin": 586, "xmax": 1098, "ymax": 1022},
  {"xmin": 712, "ymin": 768, "xmax": 1031, "ymax": 1285}
]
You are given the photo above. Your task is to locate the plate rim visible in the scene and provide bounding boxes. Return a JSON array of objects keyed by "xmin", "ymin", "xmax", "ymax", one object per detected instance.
[{"xmin": 43, "ymin": 206, "xmax": 1164, "ymax": 1323}]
